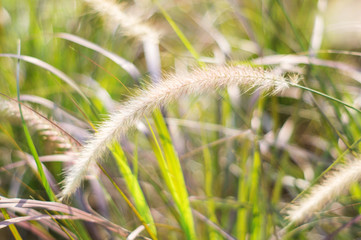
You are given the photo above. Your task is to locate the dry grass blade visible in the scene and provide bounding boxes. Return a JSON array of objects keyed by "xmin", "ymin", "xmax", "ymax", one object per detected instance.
[
  {"xmin": 127, "ymin": 225, "xmax": 146, "ymax": 240},
  {"xmin": 1, "ymin": 154, "xmax": 73, "ymax": 172},
  {"xmin": 0, "ymin": 197, "xmax": 150, "ymax": 239},
  {"xmin": 192, "ymin": 209, "xmax": 236, "ymax": 240},
  {"xmin": 56, "ymin": 33, "xmax": 141, "ymax": 81},
  {"xmin": 3, "ymin": 218, "xmax": 57, "ymax": 240},
  {"xmin": 22, "ymin": 153, "xmax": 60, "ymax": 194},
  {"xmin": 0, "ymin": 54, "xmax": 88, "ymax": 101},
  {"xmin": 6, "ymin": 207, "xmax": 76, "ymax": 239},
  {"xmin": 20, "ymin": 94, "xmax": 89, "ymax": 129},
  {"xmin": 325, "ymin": 214, "xmax": 361, "ymax": 240},
  {"xmin": 253, "ymin": 54, "xmax": 361, "ymax": 83},
  {"xmin": 0, "ymin": 214, "xmax": 88, "ymax": 228}
]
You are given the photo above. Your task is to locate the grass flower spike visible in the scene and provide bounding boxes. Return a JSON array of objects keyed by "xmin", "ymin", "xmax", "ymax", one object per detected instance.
[
  {"xmin": 288, "ymin": 159, "xmax": 361, "ymax": 223},
  {"xmin": 61, "ymin": 65, "xmax": 291, "ymax": 198},
  {"xmin": 0, "ymin": 98, "xmax": 76, "ymax": 153},
  {"xmin": 83, "ymin": 0, "xmax": 159, "ymax": 42}
]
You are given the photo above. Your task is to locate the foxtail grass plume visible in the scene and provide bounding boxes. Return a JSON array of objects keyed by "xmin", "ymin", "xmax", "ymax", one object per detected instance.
[
  {"xmin": 61, "ymin": 65, "xmax": 292, "ymax": 198},
  {"xmin": 0, "ymin": 98, "xmax": 76, "ymax": 153},
  {"xmin": 287, "ymin": 159, "xmax": 361, "ymax": 223},
  {"xmin": 83, "ymin": 0, "xmax": 159, "ymax": 42}
]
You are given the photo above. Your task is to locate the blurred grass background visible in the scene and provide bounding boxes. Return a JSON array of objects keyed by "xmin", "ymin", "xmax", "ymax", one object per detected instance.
[{"xmin": 1, "ymin": 0, "xmax": 361, "ymax": 239}]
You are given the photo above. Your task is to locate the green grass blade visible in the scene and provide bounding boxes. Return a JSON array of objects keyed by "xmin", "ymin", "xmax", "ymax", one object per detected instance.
[
  {"xmin": 236, "ymin": 139, "xmax": 251, "ymax": 239},
  {"xmin": 290, "ymin": 82, "xmax": 361, "ymax": 115},
  {"xmin": 249, "ymin": 146, "xmax": 262, "ymax": 240},
  {"xmin": 200, "ymin": 123, "xmax": 221, "ymax": 240},
  {"xmin": 275, "ymin": 0, "xmax": 307, "ymax": 50},
  {"xmin": 1, "ymin": 208, "xmax": 23, "ymax": 240},
  {"xmin": 110, "ymin": 142, "xmax": 158, "ymax": 238},
  {"xmin": 0, "ymin": 53, "xmax": 89, "ymax": 103},
  {"xmin": 150, "ymin": 109, "xmax": 197, "ymax": 239},
  {"xmin": 156, "ymin": 3, "xmax": 204, "ymax": 67},
  {"xmin": 249, "ymin": 97, "xmax": 266, "ymax": 240},
  {"xmin": 15, "ymin": 40, "xmax": 56, "ymax": 202},
  {"xmin": 97, "ymin": 163, "xmax": 157, "ymax": 240}
]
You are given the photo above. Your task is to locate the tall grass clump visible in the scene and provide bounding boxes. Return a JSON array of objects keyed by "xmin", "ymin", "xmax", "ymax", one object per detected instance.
[{"xmin": 2, "ymin": 0, "xmax": 361, "ymax": 239}]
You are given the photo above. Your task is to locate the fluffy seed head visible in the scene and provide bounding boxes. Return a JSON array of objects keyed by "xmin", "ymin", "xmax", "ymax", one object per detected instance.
[
  {"xmin": 83, "ymin": 0, "xmax": 159, "ymax": 42},
  {"xmin": 60, "ymin": 65, "xmax": 292, "ymax": 198},
  {"xmin": 0, "ymin": 98, "xmax": 77, "ymax": 153},
  {"xmin": 287, "ymin": 159, "xmax": 361, "ymax": 223}
]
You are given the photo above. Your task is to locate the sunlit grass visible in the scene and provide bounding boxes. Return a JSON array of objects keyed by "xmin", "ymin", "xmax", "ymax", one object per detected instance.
[{"xmin": 1, "ymin": 0, "xmax": 361, "ymax": 239}]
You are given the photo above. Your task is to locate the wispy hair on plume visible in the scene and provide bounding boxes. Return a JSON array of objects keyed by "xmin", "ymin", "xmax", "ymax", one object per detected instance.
[
  {"xmin": 61, "ymin": 65, "xmax": 292, "ymax": 198},
  {"xmin": 83, "ymin": 0, "xmax": 159, "ymax": 42},
  {"xmin": 287, "ymin": 159, "xmax": 361, "ymax": 223}
]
